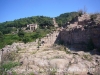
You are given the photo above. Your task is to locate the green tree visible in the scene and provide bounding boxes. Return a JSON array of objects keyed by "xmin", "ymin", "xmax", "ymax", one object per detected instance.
[
  {"xmin": 0, "ymin": 31, "xmax": 4, "ymax": 41},
  {"xmin": 18, "ymin": 29, "xmax": 25, "ymax": 38},
  {"xmin": 56, "ymin": 12, "xmax": 80, "ymax": 26},
  {"xmin": 22, "ymin": 36, "xmax": 30, "ymax": 44}
]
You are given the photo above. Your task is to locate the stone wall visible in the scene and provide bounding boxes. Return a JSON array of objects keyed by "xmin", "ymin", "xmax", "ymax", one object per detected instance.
[
  {"xmin": 57, "ymin": 25, "xmax": 100, "ymax": 49},
  {"xmin": 91, "ymin": 26, "xmax": 100, "ymax": 49}
]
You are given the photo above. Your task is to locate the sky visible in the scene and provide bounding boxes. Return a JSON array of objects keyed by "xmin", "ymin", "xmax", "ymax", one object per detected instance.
[{"xmin": 0, "ymin": 0, "xmax": 100, "ymax": 23}]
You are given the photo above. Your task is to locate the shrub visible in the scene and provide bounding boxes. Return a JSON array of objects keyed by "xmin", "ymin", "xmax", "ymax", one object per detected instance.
[
  {"xmin": 22, "ymin": 36, "xmax": 30, "ymax": 44},
  {"xmin": 12, "ymin": 35, "xmax": 19, "ymax": 40},
  {"xmin": 0, "ymin": 31, "xmax": 4, "ymax": 42},
  {"xmin": 82, "ymin": 54, "xmax": 93, "ymax": 61},
  {"xmin": 18, "ymin": 30, "xmax": 25, "ymax": 38}
]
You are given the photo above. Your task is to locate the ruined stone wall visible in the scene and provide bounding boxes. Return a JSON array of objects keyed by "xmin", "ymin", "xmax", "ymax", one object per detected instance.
[
  {"xmin": 58, "ymin": 28, "xmax": 90, "ymax": 44},
  {"xmin": 58, "ymin": 26, "xmax": 100, "ymax": 49},
  {"xmin": 91, "ymin": 26, "xmax": 100, "ymax": 49}
]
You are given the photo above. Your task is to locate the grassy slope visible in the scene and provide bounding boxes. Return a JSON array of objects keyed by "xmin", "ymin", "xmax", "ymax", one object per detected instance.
[{"xmin": 0, "ymin": 29, "xmax": 51, "ymax": 49}]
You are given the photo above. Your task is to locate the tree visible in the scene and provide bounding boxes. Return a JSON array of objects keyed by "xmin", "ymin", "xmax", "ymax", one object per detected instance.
[
  {"xmin": 0, "ymin": 31, "xmax": 4, "ymax": 41},
  {"xmin": 22, "ymin": 36, "xmax": 30, "ymax": 44},
  {"xmin": 56, "ymin": 12, "xmax": 79, "ymax": 26},
  {"xmin": 31, "ymin": 32, "xmax": 41, "ymax": 39},
  {"xmin": 18, "ymin": 29, "xmax": 25, "ymax": 38}
]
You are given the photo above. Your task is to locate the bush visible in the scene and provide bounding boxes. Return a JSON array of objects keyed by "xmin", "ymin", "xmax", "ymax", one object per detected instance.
[
  {"xmin": 12, "ymin": 35, "xmax": 19, "ymax": 40},
  {"xmin": 18, "ymin": 30, "xmax": 25, "ymax": 38},
  {"xmin": 22, "ymin": 36, "xmax": 30, "ymax": 44},
  {"xmin": 31, "ymin": 33, "xmax": 41, "ymax": 39},
  {"xmin": 8, "ymin": 41, "xmax": 13, "ymax": 45},
  {"xmin": 3, "ymin": 51, "xmax": 18, "ymax": 61},
  {"xmin": 0, "ymin": 31, "xmax": 4, "ymax": 42},
  {"xmin": 1, "ymin": 62, "xmax": 19, "ymax": 70}
]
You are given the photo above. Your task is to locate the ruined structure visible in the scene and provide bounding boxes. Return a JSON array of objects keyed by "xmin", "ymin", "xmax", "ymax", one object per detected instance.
[
  {"xmin": 56, "ymin": 14, "xmax": 100, "ymax": 50},
  {"xmin": 27, "ymin": 23, "xmax": 37, "ymax": 31},
  {"xmin": 78, "ymin": 14, "xmax": 90, "ymax": 25},
  {"xmin": 53, "ymin": 18, "xmax": 58, "ymax": 27}
]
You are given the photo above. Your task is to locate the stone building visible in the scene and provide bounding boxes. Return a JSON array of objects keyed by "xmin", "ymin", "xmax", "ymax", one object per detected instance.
[{"xmin": 27, "ymin": 23, "xmax": 37, "ymax": 31}]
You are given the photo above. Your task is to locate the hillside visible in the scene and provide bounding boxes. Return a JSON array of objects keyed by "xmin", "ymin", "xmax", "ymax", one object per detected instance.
[
  {"xmin": 0, "ymin": 26, "xmax": 100, "ymax": 75},
  {"xmin": 0, "ymin": 12, "xmax": 100, "ymax": 75},
  {"xmin": 0, "ymin": 12, "xmax": 81, "ymax": 49},
  {"xmin": 55, "ymin": 12, "xmax": 82, "ymax": 27},
  {"xmin": 0, "ymin": 16, "xmax": 53, "ymax": 34},
  {"xmin": 0, "ymin": 16, "xmax": 54, "ymax": 49}
]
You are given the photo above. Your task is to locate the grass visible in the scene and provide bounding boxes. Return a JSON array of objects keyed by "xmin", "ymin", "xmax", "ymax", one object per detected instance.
[
  {"xmin": 0, "ymin": 34, "xmax": 19, "ymax": 49},
  {"xmin": 0, "ymin": 61, "xmax": 20, "ymax": 75},
  {"xmin": 0, "ymin": 29, "xmax": 52, "ymax": 49},
  {"xmin": 1, "ymin": 62, "xmax": 19, "ymax": 71},
  {"xmin": 49, "ymin": 69, "xmax": 57, "ymax": 75},
  {"xmin": 3, "ymin": 50, "xmax": 18, "ymax": 61},
  {"xmin": 82, "ymin": 54, "xmax": 93, "ymax": 61},
  {"xmin": 28, "ymin": 72, "xmax": 35, "ymax": 75},
  {"xmin": 32, "ymin": 51, "xmax": 37, "ymax": 54},
  {"xmin": 55, "ymin": 45, "xmax": 71, "ymax": 54}
]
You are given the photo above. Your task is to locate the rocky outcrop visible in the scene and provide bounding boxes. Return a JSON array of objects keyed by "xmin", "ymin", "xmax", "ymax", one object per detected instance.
[
  {"xmin": 58, "ymin": 25, "xmax": 100, "ymax": 49},
  {"xmin": 4, "ymin": 46, "xmax": 100, "ymax": 75},
  {"xmin": 91, "ymin": 25, "xmax": 100, "ymax": 49},
  {"xmin": 57, "ymin": 14, "xmax": 100, "ymax": 50}
]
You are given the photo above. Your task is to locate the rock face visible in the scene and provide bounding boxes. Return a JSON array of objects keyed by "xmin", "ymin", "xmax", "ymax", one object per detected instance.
[
  {"xmin": 56, "ymin": 14, "xmax": 100, "ymax": 49},
  {"xmin": 4, "ymin": 45, "xmax": 100, "ymax": 75},
  {"xmin": 58, "ymin": 27, "xmax": 90, "ymax": 45},
  {"xmin": 91, "ymin": 26, "xmax": 100, "ymax": 49},
  {"xmin": 58, "ymin": 26, "xmax": 100, "ymax": 49}
]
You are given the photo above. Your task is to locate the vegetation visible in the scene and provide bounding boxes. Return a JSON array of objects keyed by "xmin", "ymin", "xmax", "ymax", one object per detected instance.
[
  {"xmin": 90, "ymin": 13, "xmax": 100, "ymax": 25},
  {"xmin": 56, "ymin": 12, "xmax": 82, "ymax": 27},
  {"xmin": 0, "ymin": 28, "xmax": 52, "ymax": 49},
  {"xmin": 54, "ymin": 45, "xmax": 71, "ymax": 54},
  {"xmin": 0, "ymin": 61, "xmax": 20, "ymax": 75},
  {"xmin": 0, "ymin": 16, "xmax": 53, "ymax": 34},
  {"xmin": 0, "ymin": 11, "xmax": 83, "ymax": 49},
  {"xmin": 0, "ymin": 34, "xmax": 19, "ymax": 49},
  {"xmin": 3, "ymin": 50, "xmax": 19, "ymax": 61},
  {"xmin": 82, "ymin": 54, "xmax": 93, "ymax": 61},
  {"xmin": 0, "ymin": 31, "xmax": 4, "ymax": 42},
  {"xmin": 0, "ymin": 15, "xmax": 55, "ymax": 49},
  {"xmin": 49, "ymin": 68, "xmax": 57, "ymax": 75}
]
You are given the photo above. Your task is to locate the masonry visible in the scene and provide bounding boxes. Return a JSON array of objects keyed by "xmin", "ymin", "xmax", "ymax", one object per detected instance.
[
  {"xmin": 27, "ymin": 23, "xmax": 37, "ymax": 31},
  {"xmin": 57, "ymin": 25, "xmax": 100, "ymax": 49},
  {"xmin": 56, "ymin": 14, "xmax": 100, "ymax": 50}
]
